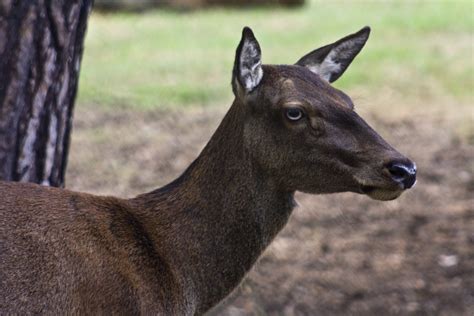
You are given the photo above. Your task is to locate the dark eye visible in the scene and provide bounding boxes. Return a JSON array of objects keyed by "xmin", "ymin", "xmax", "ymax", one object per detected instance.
[{"xmin": 285, "ymin": 108, "xmax": 304, "ymax": 121}]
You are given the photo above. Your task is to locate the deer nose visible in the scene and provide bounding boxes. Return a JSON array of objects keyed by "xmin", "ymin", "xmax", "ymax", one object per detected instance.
[{"xmin": 385, "ymin": 160, "xmax": 417, "ymax": 189}]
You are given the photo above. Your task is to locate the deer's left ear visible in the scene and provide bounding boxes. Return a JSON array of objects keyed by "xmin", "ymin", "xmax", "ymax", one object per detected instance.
[
  {"xmin": 296, "ymin": 26, "xmax": 370, "ymax": 83},
  {"xmin": 232, "ymin": 27, "xmax": 263, "ymax": 95}
]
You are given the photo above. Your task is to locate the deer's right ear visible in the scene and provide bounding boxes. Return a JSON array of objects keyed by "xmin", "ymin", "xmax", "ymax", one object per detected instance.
[{"xmin": 232, "ymin": 27, "xmax": 263, "ymax": 96}]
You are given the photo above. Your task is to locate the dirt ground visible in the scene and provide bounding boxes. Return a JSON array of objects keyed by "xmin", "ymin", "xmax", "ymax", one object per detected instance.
[{"xmin": 67, "ymin": 105, "xmax": 474, "ymax": 315}]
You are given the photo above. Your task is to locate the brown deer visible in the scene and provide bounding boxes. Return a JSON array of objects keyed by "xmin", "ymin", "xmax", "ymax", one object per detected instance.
[{"xmin": 0, "ymin": 26, "xmax": 416, "ymax": 315}]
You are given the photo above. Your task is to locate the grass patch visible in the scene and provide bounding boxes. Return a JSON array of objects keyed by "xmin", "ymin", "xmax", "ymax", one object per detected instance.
[{"xmin": 78, "ymin": 0, "xmax": 473, "ymax": 110}]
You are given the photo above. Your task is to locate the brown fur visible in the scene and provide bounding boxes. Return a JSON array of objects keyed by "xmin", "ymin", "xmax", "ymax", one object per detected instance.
[{"xmin": 0, "ymin": 28, "xmax": 415, "ymax": 314}]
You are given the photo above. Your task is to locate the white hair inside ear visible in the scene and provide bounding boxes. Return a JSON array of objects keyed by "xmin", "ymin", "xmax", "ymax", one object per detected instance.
[
  {"xmin": 239, "ymin": 40, "xmax": 263, "ymax": 92},
  {"xmin": 306, "ymin": 49, "xmax": 342, "ymax": 82}
]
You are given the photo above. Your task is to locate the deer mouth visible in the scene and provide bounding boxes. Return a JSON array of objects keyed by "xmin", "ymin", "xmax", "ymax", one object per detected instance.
[{"xmin": 360, "ymin": 184, "xmax": 404, "ymax": 201}]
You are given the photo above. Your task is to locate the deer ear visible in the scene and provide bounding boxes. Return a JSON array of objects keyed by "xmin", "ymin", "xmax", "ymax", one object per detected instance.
[
  {"xmin": 232, "ymin": 27, "xmax": 263, "ymax": 95},
  {"xmin": 296, "ymin": 26, "xmax": 370, "ymax": 83}
]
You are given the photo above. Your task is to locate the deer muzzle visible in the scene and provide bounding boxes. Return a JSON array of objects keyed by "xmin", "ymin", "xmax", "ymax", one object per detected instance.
[{"xmin": 356, "ymin": 156, "xmax": 417, "ymax": 201}]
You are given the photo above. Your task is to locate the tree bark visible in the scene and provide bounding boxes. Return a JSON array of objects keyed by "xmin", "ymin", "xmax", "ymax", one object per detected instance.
[{"xmin": 0, "ymin": 0, "xmax": 93, "ymax": 187}]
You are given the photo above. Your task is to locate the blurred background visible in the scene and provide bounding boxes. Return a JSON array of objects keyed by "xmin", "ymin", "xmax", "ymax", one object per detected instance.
[{"xmin": 67, "ymin": 0, "xmax": 473, "ymax": 314}]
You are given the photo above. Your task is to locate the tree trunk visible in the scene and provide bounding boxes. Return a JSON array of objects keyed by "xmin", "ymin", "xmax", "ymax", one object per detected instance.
[{"xmin": 0, "ymin": 0, "xmax": 93, "ymax": 187}]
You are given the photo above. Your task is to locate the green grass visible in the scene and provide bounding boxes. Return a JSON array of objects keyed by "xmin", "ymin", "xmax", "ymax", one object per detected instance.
[{"xmin": 78, "ymin": 0, "xmax": 473, "ymax": 110}]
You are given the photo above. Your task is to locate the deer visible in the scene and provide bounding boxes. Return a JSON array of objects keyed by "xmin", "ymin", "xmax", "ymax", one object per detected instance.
[{"xmin": 0, "ymin": 26, "xmax": 416, "ymax": 315}]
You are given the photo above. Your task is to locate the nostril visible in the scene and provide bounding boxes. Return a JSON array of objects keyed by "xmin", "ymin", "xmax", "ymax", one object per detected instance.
[
  {"xmin": 388, "ymin": 164, "xmax": 408, "ymax": 179},
  {"xmin": 385, "ymin": 161, "xmax": 417, "ymax": 189}
]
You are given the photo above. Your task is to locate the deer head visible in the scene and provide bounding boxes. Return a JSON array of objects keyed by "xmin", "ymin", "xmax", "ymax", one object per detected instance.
[{"xmin": 232, "ymin": 27, "xmax": 416, "ymax": 201}]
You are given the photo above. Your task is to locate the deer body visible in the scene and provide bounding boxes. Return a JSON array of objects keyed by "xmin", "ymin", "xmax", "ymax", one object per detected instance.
[
  {"xmin": 0, "ymin": 101, "xmax": 293, "ymax": 314},
  {"xmin": 0, "ymin": 27, "xmax": 416, "ymax": 314}
]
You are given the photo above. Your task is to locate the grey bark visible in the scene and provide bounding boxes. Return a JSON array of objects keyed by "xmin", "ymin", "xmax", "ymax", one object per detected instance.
[{"xmin": 0, "ymin": 0, "xmax": 93, "ymax": 187}]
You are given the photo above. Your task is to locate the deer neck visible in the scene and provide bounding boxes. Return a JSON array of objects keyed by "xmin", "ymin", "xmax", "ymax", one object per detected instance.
[{"xmin": 133, "ymin": 100, "xmax": 295, "ymax": 312}]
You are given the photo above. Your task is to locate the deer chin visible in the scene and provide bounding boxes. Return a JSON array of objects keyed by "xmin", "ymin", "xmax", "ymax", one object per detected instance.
[{"xmin": 360, "ymin": 184, "xmax": 404, "ymax": 201}]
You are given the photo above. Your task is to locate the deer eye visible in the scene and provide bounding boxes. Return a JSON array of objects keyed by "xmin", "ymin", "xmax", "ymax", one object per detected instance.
[{"xmin": 285, "ymin": 108, "xmax": 304, "ymax": 121}]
